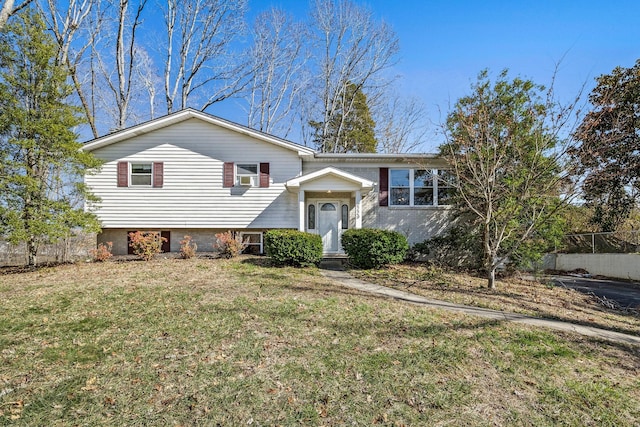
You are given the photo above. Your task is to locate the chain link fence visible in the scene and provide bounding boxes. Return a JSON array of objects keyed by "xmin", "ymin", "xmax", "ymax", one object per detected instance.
[{"xmin": 559, "ymin": 230, "xmax": 640, "ymax": 254}]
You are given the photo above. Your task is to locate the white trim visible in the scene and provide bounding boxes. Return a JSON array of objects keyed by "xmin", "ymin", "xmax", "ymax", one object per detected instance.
[
  {"xmin": 285, "ymin": 166, "xmax": 374, "ymax": 191},
  {"xmin": 298, "ymin": 190, "xmax": 305, "ymax": 231},
  {"xmin": 81, "ymin": 108, "xmax": 316, "ymax": 155},
  {"xmin": 313, "ymin": 153, "xmax": 439, "ymax": 160},
  {"xmin": 355, "ymin": 190, "xmax": 362, "ymax": 228}
]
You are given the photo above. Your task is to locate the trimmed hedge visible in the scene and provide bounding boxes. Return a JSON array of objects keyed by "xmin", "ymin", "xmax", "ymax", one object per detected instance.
[
  {"xmin": 264, "ymin": 229, "xmax": 323, "ymax": 267},
  {"xmin": 341, "ymin": 228, "xmax": 409, "ymax": 269}
]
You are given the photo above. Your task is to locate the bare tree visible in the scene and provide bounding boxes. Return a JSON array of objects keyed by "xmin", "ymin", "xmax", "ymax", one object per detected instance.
[
  {"xmin": 91, "ymin": 0, "xmax": 147, "ymax": 130},
  {"xmin": 245, "ymin": 8, "xmax": 308, "ymax": 137},
  {"xmin": 0, "ymin": 0, "xmax": 33, "ymax": 29},
  {"xmin": 136, "ymin": 48, "xmax": 161, "ymax": 119},
  {"xmin": 306, "ymin": 0, "xmax": 399, "ymax": 151},
  {"xmin": 375, "ymin": 94, "xmax": 428, "ymax": 153},
  {"xmin": 41, "ymin": 0, "xmax": 103, "ymax": 137},
  {"xmin": 162, "ymin": 0, "xmax": 247, "ymax": 114}
]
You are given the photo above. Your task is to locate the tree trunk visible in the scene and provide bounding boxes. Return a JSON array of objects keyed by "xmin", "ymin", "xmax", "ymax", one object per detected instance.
[
  {"xmin": 70, "ymin": 69, "xmax": 98, "ymax": 138},
  {"xmin": 26, "ymin": 238, "xmax": 37, "ymax": 267},
  {"xmin": 0, "ymin": 0, "xmax": 15, "ymax": 29},
  {"xmin": 487, "ymin": 267, "xmax": 496, "ymax": 290}
]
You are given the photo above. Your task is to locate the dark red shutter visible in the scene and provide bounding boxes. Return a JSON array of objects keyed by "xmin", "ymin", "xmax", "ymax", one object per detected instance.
[
  {"xmin": 117, "ymin": 162, "xmax": 128, "ymax": 187},
  {"xmin": 153, "ymin": 162, "xmax": 164, "ymax": 188},
  {"xmin": 379, "ymin": 167, "xmax": 389, "ymax": 206},
  {"xmin": 223, "ymin": 162, "xmax": 234, "ymax": 187},
  {"xmin": 259, "ymin": 162, "xmax": 270, "ymax": 188}
]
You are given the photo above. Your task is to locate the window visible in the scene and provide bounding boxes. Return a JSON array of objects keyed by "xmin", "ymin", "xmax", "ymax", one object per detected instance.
[
  {"xmin": 389, "ymin": 169, "xmax": 410, "ymax": 205},
  {"xmin": 413, "ymin": 169, "xmax": 434, "ymax": 206},
  {"xmin": 437, "ymin": 170, "xmax": 455, "ymax": 205},
  {"xmin": 240, "ymin": 232, "xmax": 263, "ymax": 254},
  {"xmin": 389, "ymin": 169, "xmax": 452, "ymax": 207},
  {"xmin": 131, "ymin": 163, "xmax": 152, "ymax": 186},
  {"xmin": 236, "ymin": 164, "xmax": 258, "ymax": 186},
  {"xmin": 341, "ymin": 204, "xmax": 349, "ymax": 229},
  {"xmin": 307, "ymin": 204, "xmax": 316, "ymax": 230}
]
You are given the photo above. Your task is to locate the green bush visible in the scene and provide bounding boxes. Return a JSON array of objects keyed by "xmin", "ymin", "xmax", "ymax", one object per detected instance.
[
  {"xmin": 341, "ymin": 228, "xmax": 409, "ymax": 269},
  {"xmin": 415, "ymin": 226, "xmax": 483, "ymax": 270},
  {"xmin": 264, "ymin": 229, "xmax": 323, "ymax": 267}
]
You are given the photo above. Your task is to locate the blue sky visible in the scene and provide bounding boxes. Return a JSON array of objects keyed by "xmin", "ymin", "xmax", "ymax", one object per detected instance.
[{"xmin": 234, "ymin": 0, "xmax": 640, "ymax": 151}]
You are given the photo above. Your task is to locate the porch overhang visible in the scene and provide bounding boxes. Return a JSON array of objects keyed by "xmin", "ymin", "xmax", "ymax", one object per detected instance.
[
  {"xmin": 285, "ymin": 167, "xmax": 375, "ymax": 193},
  {"xmin": 286, "ymin": 167, "xmax": 374, "ymax": 233}
]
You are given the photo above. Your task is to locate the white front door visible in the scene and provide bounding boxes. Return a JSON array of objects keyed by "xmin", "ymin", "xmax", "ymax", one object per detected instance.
[{"xmin": 318, "ymin": 201, "xmax": 339, "ymax": 252}]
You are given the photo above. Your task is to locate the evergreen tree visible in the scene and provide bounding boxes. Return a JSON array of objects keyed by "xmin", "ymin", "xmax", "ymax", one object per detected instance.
[
  {"xmin": 572, "ymin": 60, "xmax": 640, "ymax": 231},
  {"xmin": 311, "ymin": 82, "xmax": 377, "ymax": 153},
  {"xmin": 0, "ymin": 9, "xmax": 101, "ymax": 266}
]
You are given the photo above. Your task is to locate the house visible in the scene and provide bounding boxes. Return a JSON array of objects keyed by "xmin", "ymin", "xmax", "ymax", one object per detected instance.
[{"xmin": 82, "ymin": 109, "xmax": 453, "ymax": 256}]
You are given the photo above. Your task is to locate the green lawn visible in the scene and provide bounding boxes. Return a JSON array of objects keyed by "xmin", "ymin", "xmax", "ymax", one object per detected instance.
[{"xmin": 1, "ymin": 258, "xmax": 639, "ymax": 425}]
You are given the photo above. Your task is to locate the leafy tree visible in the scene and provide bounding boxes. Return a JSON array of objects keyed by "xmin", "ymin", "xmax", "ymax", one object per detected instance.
[
  {"xmin": 0, "ymin": 9, "xmax": 101, "ymax": 266},
  {"xmin": 441, "ymin": 70, "xmax": 569, "ymax": 289},
  {"xmin": 572, "ymin": 60, "xmax": 640, "ymax": 231},
  {"xmin": 311, "ymin": 82, "xmax": 377, "ymax": 153}
]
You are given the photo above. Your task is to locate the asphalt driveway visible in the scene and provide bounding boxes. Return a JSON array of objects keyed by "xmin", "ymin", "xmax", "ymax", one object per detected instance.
[{"xmin": 549, "ymin": 275, "xmax": 640, "ymax": 309}]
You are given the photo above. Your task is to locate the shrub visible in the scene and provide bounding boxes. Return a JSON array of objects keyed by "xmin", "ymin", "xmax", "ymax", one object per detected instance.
[
  {"xmin": 341, "ymin": 228, "xmax": 408, "ymax": 269},
  {"xmin": 90, "ymin": 242, "xmax": 113, "ymax": 262},
  {"xmin": 128, "ymin": 231, "xmax": 166, "ymax": 261},
  {"xmin": 179, "ymin": 235, "xmax": 197, "ymax": 259},
  {"xmin": 264, "ymin": 229, "xmax": 322, "ymax": 267},
  {"xmin": 214, "ymin": 231, "xmax": 246, "ymax": 258},
  {"xmin": 416, "ymin": 227, "xmax": 483, "ymax": 270}
]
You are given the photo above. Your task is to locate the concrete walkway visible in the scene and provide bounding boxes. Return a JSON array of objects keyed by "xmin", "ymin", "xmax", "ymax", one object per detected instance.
[{"xmin": 319, "ymin": 264, "xmax": 640, "ymax": 346}]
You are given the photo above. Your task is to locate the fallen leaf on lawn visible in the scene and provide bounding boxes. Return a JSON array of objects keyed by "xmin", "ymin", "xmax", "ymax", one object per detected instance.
[{"xmin": 81, "ymin": 377, "xmax": 99, "ymax": 391}]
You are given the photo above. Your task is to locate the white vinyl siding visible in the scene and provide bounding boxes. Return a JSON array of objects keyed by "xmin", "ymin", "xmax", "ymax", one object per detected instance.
[{"xmin": 86, "ymin": 118, "xmax": 301, "ymax": 229}]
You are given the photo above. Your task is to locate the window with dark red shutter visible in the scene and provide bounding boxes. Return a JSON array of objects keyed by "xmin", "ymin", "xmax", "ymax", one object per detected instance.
[
  {"xmin": 259, "ymin": 163, "xmax": 270, "ymax": 188},
  {"xmin": 379, "ymin": 167, "xmax": 389, "ymax": 206},
  {"xmin": 223, "ymin": 162, "xmax": 234, "ymax": 187}
]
